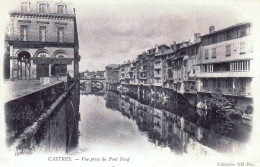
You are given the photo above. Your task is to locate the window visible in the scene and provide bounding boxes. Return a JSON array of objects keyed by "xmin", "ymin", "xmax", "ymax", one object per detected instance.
[
  {"xmin": 205, "ymin": 64, "xmax": 214, "ymax": 73},
  {"xmin": 39, "ymin": 3, "xmax": 47, "ymax": 12},
  {"xmin": 226, "ymin": 79, "xmax": 233, "ymax": 91},
  {"xmin": 208, "ymin": 37, "xmax": 212, "ymax": 44},
  {"xmin": 246, "ymin": 27, "xmax": 250, "ymax": 36},
  {"xmin": 206, "ymin": 64, "xmax": 214, "ymax": 72},
  {"xmin": 51, "ymin": 64, "xmax": 67, "ymax": 76},
  {"xmin": 205, "ymin": 49, "xmax": 208, "ymax": 59},
  {"xmin": 57, "ymin": 5, "xmax": 65, "ymax": 14},
  {"xmin": 240, "ymin": 42, "xmax": 246, "ymax": 54},
  {"xmin": 231, "ymin": 29, "xmax": 238, "ymax": 39},
  {"xmin": 20, "ymin": 25, "xmax": 28, "ymax": 41},
  {"xmin": 212, "ymin": 35, "xmax": 217, "ymax": 43},
  {"xmin": 57, "ymin": 27, "xmax": 64, "ymax": 42},
  {"xmin": 230, "ymin": 60, "xmax": 250, "ymax": 72},
  {"xmin": 220, "ymin": 33, "xmax": 225, "ymax": 41},
  {"xmin": 37, "ymin": 51, "xmax": 49, "ymax": 58},
  {"xmin": 55, "ymin": 52, "xmax": 66, "ymax": 58},
  {"xmin": 212, "ymin": 48, "xmax": 216, "ymax": 58},
  {"xmin": 226, "ymin": 44, "xmax": 231, "ymax": 56},
  {"xmin": 217, "ymin": 79, "xmax": 220, "ymax": 89},
  {"xmin": 39, "ymin": 26, "xmax": 46, "ymax": 42},
  {"xmin": 203, "ymin": 79, "xmax": 208, "ymax": 88},
  {"xmin": 21, "ymin": 2, "xmax": 29, "ymax": 12},
  {"xmin": 226, "ymin": 31, "xmax": 231, "ymax": 40},
  {"xmin": 239, "ymin": 28, "xmax": 247, "ymax": 37}
]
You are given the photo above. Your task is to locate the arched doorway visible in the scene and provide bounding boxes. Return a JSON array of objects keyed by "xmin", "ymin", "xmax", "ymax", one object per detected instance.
[
  {"xmin": 17, "ymin": 51, "xmax": 31, "ymax": 80},
  {"xmin": 35, "ymin": 51, "xmax": 50, "ymax": 79},
  {"xmin": 51, "ymin": 51, "xmax": 68, "ymax": 77}
]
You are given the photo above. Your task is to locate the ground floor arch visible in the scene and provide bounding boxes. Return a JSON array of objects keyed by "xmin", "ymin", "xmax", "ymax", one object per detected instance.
[
  {"xmin": 16, "ymin": 50, "xmax": 31, "ymax": 80},
  {"xmin": 10, "ymin": 47, "xmax": 76, "ymax": 80}
]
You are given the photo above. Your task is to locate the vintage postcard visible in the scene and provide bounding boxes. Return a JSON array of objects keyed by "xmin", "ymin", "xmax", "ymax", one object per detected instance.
[{"xmin": 0, "ymin": 0, "xmax": 259, "ymax": 167}]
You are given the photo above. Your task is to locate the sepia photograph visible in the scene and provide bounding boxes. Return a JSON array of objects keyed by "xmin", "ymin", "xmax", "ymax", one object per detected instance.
[{"xmin": 0, "ymin": 0, "xmax": 259, "ymax": 167}]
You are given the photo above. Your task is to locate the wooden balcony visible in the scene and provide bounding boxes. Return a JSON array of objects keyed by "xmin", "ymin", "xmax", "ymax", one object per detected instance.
[
  {"xmin": 6, "ymin": 35, "xmax": 76, "ymax": 48},
  {"xmin": 198, "ymin": 87, "xmax": 252, "ymax": 98},
  {"xmin": 197, "ymin": 71, "xmax": 253, "ymax": 78}
]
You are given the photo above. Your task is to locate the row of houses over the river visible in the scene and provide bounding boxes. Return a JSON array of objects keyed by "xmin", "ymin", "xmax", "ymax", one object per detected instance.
[
  {"xmin": 105, "ymin": 22, "xmax": 253, "ymax": 113},
  {"xmin": 106, "ymin": 22, "xmax": 253, "ymax": 97}
]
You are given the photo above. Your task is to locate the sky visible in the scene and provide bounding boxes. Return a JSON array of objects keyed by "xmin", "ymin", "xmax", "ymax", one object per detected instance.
[
  {"xmin": 74, "ymin": 0, "xmax": 257, "ymax": 72},
  {"xmin": 0, "ymin": 0, "xmax": 257, "ymax": 72}
]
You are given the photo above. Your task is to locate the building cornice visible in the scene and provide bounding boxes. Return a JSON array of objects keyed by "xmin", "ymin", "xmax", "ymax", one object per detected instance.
[
  {"xmin": 10, "ymin": 10, "xmax": 75, "ymax": 21},
  {"xmin": 8, "ymin": 40, "xmax": 77, "ymax": 48}
]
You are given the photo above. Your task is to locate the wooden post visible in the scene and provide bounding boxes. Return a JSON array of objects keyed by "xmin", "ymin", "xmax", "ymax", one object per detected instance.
[
  {"xmin": 20, "ymin": 61, "xmax": 22, "ymax": 80},
  {"xmin": 25, "ymin": 61, "xmax": 27, "ymax": 80},
  {"xmin": 29, "ymin": 60, "xmax": 31, "ymax": 79},
  {"xmin": 18, "ymin": 61, "xmax": 20, "ymax": 80}
]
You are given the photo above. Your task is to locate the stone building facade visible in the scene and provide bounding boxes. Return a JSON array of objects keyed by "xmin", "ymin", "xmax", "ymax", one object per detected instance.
[
  {"xmin": 5, "ymin": 0, "xmax": 80, "ymax": 80},
  {"xmin": 196, "ymin": 23, "xmax": 253, "ymax": 111},
  {"xmin": 105, "ymin": 64, "xmax": 121, "ymax": 84},
  {"xmin": 104, "ymin": 22, "xmax": 253, "ymax": 113}
]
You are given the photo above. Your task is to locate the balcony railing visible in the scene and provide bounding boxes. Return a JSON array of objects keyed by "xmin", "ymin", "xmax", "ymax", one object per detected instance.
[
  {"xmin": 197, "ymin": 71, "xmax": 252, "ymax": 78},
  {"xmin": 199, "ymin": 86, "xmax": 251, "ymax": 97},
  {"xmin": 6, "ymin": 35, "xmax": 74, "ymax": 43}
]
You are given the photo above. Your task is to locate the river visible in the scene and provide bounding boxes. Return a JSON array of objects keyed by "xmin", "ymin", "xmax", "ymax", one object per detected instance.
[
  {"xmin": 70, "ymin": 91, "xmax": 250, "ymax": 155},
  {"xmin": 30, "ymin": 86, "xmax": 251, "ymax": 156}
]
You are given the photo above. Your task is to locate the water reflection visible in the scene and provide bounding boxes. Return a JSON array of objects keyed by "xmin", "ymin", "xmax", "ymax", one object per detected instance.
[
  {"xmin": 105, "ymin": 91, "xmax": 251, "ymax": 154},
  {"xmin": 32, "ymin": 87, "xmax": 250, "ymax": 155}
]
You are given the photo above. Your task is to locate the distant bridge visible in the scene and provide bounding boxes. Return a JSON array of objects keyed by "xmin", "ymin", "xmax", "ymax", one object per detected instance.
[{"xmin": 80, "ymin": 78, "xmax": 106, "ymax": 93}]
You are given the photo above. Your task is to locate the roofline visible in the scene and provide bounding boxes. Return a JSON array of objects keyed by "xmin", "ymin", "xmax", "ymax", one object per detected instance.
[{"xmin": 200, "ymin": 22, "xmax": 252, "ymax": 38}]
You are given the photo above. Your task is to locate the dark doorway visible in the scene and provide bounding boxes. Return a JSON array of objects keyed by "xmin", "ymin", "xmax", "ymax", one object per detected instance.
[
  {"xmin": 36, "ymin": 64, "xmax": 49, "ymax": 79},
  {"xmin": 17, "ymin": 51, "xmax": 31, "ymax": 80},
  {"xmin": 51, "ymin": 64, "xmax": 67, "ymax": 77}
]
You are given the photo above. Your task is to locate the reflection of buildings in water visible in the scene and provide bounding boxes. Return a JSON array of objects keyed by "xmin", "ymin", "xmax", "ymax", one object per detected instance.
[
  {"xmin": 137, "ymin": 103, "xmax": 153, "ymax": 132},
  {"xmin": 105, "ymin": 91, "xmax": 248, "ymax": 154},
  {"xmin": 105, "ymin": 91, "xmax": 120, "ymax": 110}
]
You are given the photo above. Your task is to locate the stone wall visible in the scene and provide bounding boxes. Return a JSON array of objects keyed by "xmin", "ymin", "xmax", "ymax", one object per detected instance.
[
  {"xmin": 5, "ymin": 82, "xmax": 65, "ymax": 146},
  {"xmin": 5, "ymin": 81, "xmax": 80, "ymax": 154},
  {"xmin": 107, "ymin": 83, "xmax": 253, "ymax": 115}
]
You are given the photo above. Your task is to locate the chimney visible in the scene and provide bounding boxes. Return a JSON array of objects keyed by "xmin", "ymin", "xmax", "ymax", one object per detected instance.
[
  {"xmin": 155, "ymin": 44, "xmax": 159, "ymax": 53},
  {"xmin": 172, "ymin": 41, "xmax": 177, "ymax": 51},
  {"xmin": 209, "ymin": 26, "xmax": 215, "ymax": 33},
  {"xmin": 194, "ymin": 33, "xmax": 201, "ymax": 43}
]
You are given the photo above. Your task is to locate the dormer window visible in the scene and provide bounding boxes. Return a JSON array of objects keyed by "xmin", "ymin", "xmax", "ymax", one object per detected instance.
[
  {"xmin": 21, "ymin": 2, "xmax": 29, "ymax": 12},
  {"xmin": 57, "ymin": 5, "xmax": 65, "ymax": 14},
  {"xmin": 38, "ymin": 3, "xmax": 47, "ymax": 13}
]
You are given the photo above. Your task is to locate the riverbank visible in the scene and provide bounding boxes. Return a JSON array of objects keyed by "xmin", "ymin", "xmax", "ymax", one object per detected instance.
[{"xmin": 106, "ymin": 83, "xmax": 253, "ymax": 126}]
